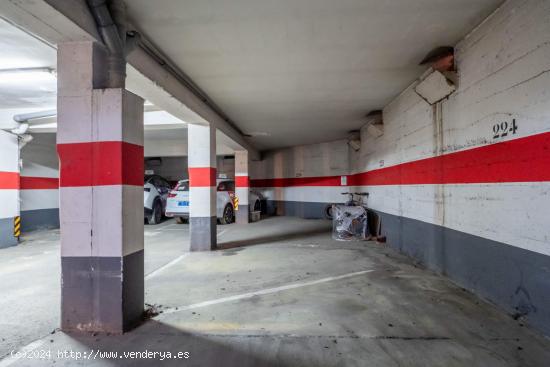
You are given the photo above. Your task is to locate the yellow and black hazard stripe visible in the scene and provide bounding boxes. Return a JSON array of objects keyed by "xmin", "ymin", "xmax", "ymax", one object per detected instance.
[{"xmin": 14, "ymin": 216, "xmax": 21, "ymax": 238}]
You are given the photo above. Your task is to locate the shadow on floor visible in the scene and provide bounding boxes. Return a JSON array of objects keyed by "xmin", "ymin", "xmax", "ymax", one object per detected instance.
[
  {"xmin": 217, "ymin": 225, "xmax": 331, "ymax": 250},
  {"xmin": 62, "ymin": 319, "xmax": 291, "ymax": 367}
]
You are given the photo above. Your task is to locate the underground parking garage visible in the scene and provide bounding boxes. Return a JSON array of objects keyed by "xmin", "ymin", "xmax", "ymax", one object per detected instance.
[{"xmin": 0, "ymin": 0, "xmax": 550, "ymax": 366}]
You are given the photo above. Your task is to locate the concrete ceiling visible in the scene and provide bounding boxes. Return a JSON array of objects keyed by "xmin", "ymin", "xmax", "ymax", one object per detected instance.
[
  {"xmin": 0, "ymin": 18, "xmax": 57, "ymax": 126},
  {"xmin": 126, "ymin": 0, "xmax": 502, "ymax": 150},
  {"xmin": 0, "ymin": 17, "xmax": 234, "ymax": 156}
]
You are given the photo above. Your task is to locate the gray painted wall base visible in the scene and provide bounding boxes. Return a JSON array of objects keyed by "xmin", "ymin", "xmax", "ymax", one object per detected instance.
[
  {"xmin": 61, "ymin": 250, "xmax": 144, "ymax": 333},
  {"xmin": 266, "ymin": 200, "xmax": 332, "ymax": 219},
  {"xmin": 376, "ymin": 210, "xmax": 550, "ymax": 338},
  {"xmin": 21, "ymin": 208, "xmax": 60, "ymax": 232},
  {"xmin": 236, "ymin": 204, "xmax": 249, "ymax": 224},
  {"xmin": 190, "ymin": 216, "xmax": 217, "ymax": 251},
  {"xmin": 0, "ymin": 217, "xmax": 17, "ymax": 248}
]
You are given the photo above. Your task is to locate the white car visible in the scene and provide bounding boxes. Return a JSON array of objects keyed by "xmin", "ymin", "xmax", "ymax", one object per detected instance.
[
  {"xmin": 144, "ymin": 174, "xmax": 172, "ymax": 225},
  {"xmin": 165, "ymin": 179, "xmax": 262, "ymax": 224}
]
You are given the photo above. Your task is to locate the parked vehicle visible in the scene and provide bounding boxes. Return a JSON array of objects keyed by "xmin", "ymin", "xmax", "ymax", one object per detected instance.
[
  {"xmin": 165, "ymin": 179, "xmax": 262, "ymax": 224},
  {"xmin": 144, "ymin": 174, "xmax": 172, "ymax": 225}
]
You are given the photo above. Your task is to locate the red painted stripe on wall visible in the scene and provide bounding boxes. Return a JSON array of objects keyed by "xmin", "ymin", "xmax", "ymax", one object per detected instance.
[
  {"xmin": 235, "ymin": 176, "xmax": 250, "ymax": 187},
  {"xmin": 189, "ymin": 167, "xmax": 216, "ymax": 187},
  {"xmin": 252, "ymin": 175, "xmax": 342, "ymax": 188},
  {"xmin": 350, "ymin": 131, "xmax": 550, "ymax": 185},
  {"xmin": 57, "ymin": 141, "xmax": 144, "ymax": 187},
  {"xmin": 20, "ymin": 177, "xmax": 59, "ymax": 190},
  {"xmin": 0, "ymin": 171, "xmax": 19, "ymax": 189},
  {"xmin": 251, "ymin": 132, "xmax": 550, "ymax": 187}
]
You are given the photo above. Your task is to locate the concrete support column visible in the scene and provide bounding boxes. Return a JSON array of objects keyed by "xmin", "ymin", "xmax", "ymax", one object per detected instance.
[
  {"xmin": 188, "ymin": 124, "xmax": 217, "ymax": 251},
  {"xmin": 57, "ymin": 42, "xmax": 144, "ymax": 333},
  {"xmin": 235, "ymin": 150, "xmax": 249, "ymax": 224},
  {"xmin": 0, "ymin": 130, "xmax": 20, "ymax": 248}
]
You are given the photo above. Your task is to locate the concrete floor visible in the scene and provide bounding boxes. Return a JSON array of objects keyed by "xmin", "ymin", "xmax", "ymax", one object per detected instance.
[{"xmin": 1, "ymin": 217, "xmax": 549, "ymax": 366}]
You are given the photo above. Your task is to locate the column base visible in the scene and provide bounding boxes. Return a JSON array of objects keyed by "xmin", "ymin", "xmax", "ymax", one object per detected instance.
[
  {"xmin": 236, "ymin": 204, "xmax": 249, "ymax": 224},
  {"xmin": 61, "ymin": 250, "xmax": 144, "ymax": 334},
  {"xmin": 0, "ymin": 217, "xmax": 18, "ymax": 248},
  {"xmin": 190, "ymin": 216, "xmax": 217, "ymax": 251}
]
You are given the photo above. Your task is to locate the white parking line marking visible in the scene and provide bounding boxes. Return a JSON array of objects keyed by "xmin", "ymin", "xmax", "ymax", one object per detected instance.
[
  {"xmin": 160, "ymin": 270, "xmax": 374, "ymax": 315},
  {"xmin": 145, "ymin": 254, "xmax": 189, "ymax": 280},
  {"xmin": 0, "ymin": 339, "xmax": 46, "ymax": 367},
  {"xmin": 152, "ymin": 223, "xmax": 180, "ymax": 231},
  {"xmin": 144, "ymin": 231, "xmax": 162, "ymax": 236}
]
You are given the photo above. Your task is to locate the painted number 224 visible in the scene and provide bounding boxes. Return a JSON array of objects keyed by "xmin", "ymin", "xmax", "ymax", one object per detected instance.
[{"xmin": 493, "ymin": 119, "xmax": 518, "ymax": 139}]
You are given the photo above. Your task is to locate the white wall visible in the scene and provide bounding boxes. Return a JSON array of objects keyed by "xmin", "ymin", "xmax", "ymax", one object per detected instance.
[
  {"xmin": 350, "ymin": 0, "xmax": 550, "ymax": 336},
  {"xmin": 0, "ymin": 130, "xmax": 19, "ymax": 219},
  {"xmin": 351, "ymin": 0, "xmax": 550, "ymax": 257},
  {"xmin": 251, "ymin": 139, "xmax": 350, "ymax": 205},
  {"xmin": 216, "ymin": 156, "xmax": 235, "ymax": 179},
  {"xmin": 252, "ymin": 139, "xmax": 349, "ymax": 179},
  {"xmin": 19, "ymin": 133, "xmax": 60, "ymax": 231},
  {"xmin": 249, "ymin": 0, "xmax": 550, "ymax": 335},
  {"xmin": 0, "ymin": 129, "xmax": 19, "ymax": 247},
  {"xmin": 145, "ymin": 156, "xmax": 188, "ymax": 183},
  {"xmin": 250, "ymin": 0, "xmax": 550, "ymax": 254},
  {"xmin": 144, "ymin": 138, "xmax": 188, "ymax": 157}
]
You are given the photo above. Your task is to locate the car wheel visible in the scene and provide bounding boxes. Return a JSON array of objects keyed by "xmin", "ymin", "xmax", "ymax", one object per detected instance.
[
  {"xmin": 175, "ymin": 217, "xmax": 186, "ymax": 224},
  {"xmin": 149, "ymin": 200, "xmax": 162, "ymax": 225},
  {"xmin": 325, "ymin": 204, "xmax": 334, "ymax": 220},
  {"xmin": 220, "ymin": 204, "xmax": 234, "ymax": 225},
  {"xmin": 254, "ymin": 200, "xmax": 261, "ymax": 212}
]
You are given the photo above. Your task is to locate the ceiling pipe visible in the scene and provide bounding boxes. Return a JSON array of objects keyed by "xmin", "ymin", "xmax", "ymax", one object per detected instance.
[
  {"xmin": 13, "ymin": 103, "xmax": 159, "ymax": 124},
  {"xmin": 0, "ymin": 67, "xmax": 55, "ymax": 74},
  {"xmin": 13, "ymin": 109, "xmax": 57, "ymax": 123},
  {"xmin": 86, "ymin": 0, "xmax": 140, "ymax": 88},
  {"xmin": 87, "ymin": 0, "xmax": 124, "ymax": 88}
]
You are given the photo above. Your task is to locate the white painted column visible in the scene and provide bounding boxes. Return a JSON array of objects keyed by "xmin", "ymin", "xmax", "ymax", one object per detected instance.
[
  {"xmin": 188, "ymin": 124, "xmax": 217, "ymax": 251},
  {"xmin": 58, "ymin": 41, "xmax": 144, "ymax": 333},
  {"xmin": 0, "ymin": 130, "xmax": 20, "ymax": 248},
  {"xmin": 235, "ymin": 150, "xmax": 250, "ymax": 224}
]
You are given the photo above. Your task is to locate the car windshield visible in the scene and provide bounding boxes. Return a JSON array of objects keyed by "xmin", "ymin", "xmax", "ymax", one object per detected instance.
[
  {"xmin": 144, "ymin": 175, "xmax": 152, "ymax": 184},
  {"xmin": 176, "ymin": 181, "xmax": 189, "ymax": 191}
]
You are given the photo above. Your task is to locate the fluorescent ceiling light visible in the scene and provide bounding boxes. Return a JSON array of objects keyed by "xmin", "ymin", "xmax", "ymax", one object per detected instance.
[
  {"xmin": 0, "ymin": 57, "xmax": 49, "ymax": 70},
  {"xmin": 0, "ymin": 67, "xmax": 56, "ymax": 85}
]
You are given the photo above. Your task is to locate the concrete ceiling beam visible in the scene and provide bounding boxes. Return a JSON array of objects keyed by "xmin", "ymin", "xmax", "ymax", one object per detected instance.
[{"xmin": 0, "ymin": 0, "xmax": 259, "ymax": 160}]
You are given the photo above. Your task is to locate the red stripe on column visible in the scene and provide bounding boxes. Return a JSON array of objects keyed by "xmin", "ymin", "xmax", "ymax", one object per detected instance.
[
  {"xmin": 235, "ymin": 176, "xmax": 250, "ymax": 187},
  {"xmin": 20, "ymin": 177, "xmax": 59, "ymax": 190},
  {"xmin": 0, "ymin": 171, "xmax": 19, "ymax": 189},
  {"xmin": 57, "ymin": 141, "xmax": 143, "ymax": 187},
  {"xmin": 189, "ymin": 167, "xmax": 216, "ymax": 187}
]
